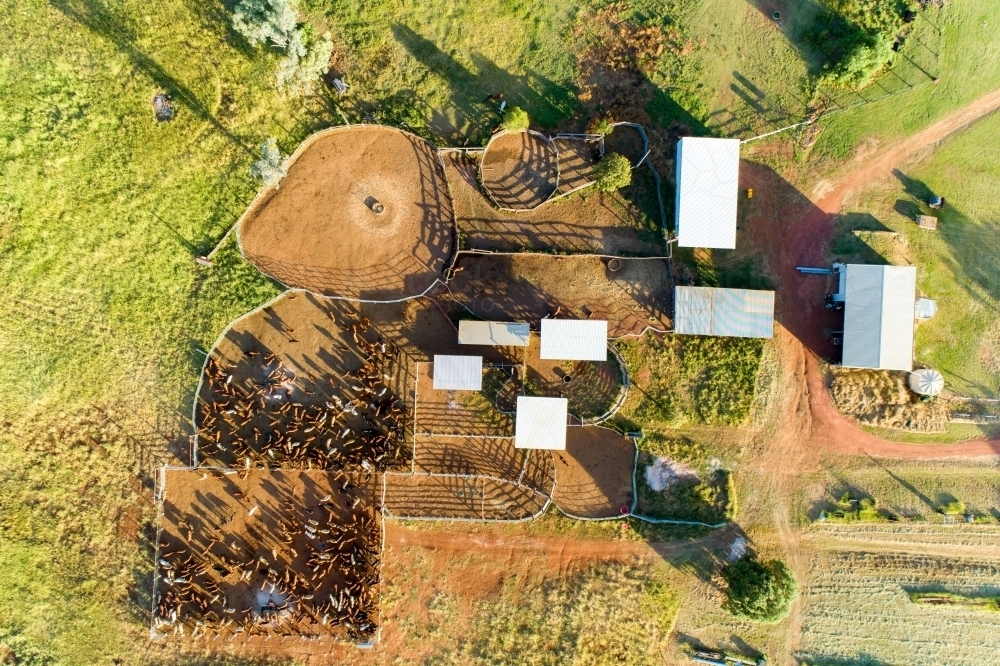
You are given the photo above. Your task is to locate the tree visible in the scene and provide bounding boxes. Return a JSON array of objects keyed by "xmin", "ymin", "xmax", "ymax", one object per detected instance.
[
  {"xmin": 231, "ymin": 0, "xmax": 298, "ymax": 50},
  {"xmin": 500, "ymin": 106, "xmax": 530, "ymax": 132},
  {"xmin": 232, "ymin": 0, "xmax": 331, "ymax": 96},
  {"xmin": 250, "ymin": 138, "xmax": 287, "ymax": 189},
  {"xmin": 721, "ymin": 555, "xmax": 798, "ymax": 622},
  {"xmin": 593, "ymin": 152, "xmax": 632, "ymax": 192}
]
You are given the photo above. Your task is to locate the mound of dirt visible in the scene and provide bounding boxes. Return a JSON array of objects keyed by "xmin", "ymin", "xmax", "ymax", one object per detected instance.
[
  {"xmin": 480, "ymin": 131, "xmax": 558, "ymax": 210},
  {"xmin": 829, "ymin": 367, "xmax": 949, "ymax": 432},
  {"xmin": 238, "ymin": 125, "xmax": 454, "ymax": 300}
]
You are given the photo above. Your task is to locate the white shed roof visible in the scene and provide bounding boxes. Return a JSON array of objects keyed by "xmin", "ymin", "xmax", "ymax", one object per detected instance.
[
  {"xmin": 432, "ymin": 355, "xmax": 483, "ymax": 391},
  {"xmin": 674, "ymin": 286, "xmax": 774, "ymax": 338},
  {"xmin": 458, "ymin": 320, "xmax": 530, "ymax": 346},
  {"xmin": 675, "ymin": 137, "xmax": 740, "ymax": 249},
  {"xmin": 842, "ymin": 264, "xmax": 916, "ymax": 371},
  {"xmin": 539, "ymin": 319, "xmax": 608, "ymax": 361},
  {"xmin": 514, "ymin": 396, "xmax": 568, "ymax": 450}
]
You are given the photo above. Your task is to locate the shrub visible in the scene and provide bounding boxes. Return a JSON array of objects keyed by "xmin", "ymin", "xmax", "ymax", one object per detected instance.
[
  {"xmin": 586, "ymin": 116, "xmax": 615, "ymax": 135},
  {"xmin": 937, "ymin": 499, "xmax": 966, "ymax": 516},
  {"xmin": 250, "ymin": 137, "xmax": 287, "ymax": 188},
  {"xmin": 593, "ymin": 152, "xmax": 632, "ymax": 192},
  {"xmin": 500, "ymin": 106, "xmax": 529, "ymax": 132},
  {"xmin": 721, "ymin": 555, "xmax": 798, "ymax": 622},
  {"xmin": 276, "ymin": 27, "xmax": 333, "ymax": 97}
]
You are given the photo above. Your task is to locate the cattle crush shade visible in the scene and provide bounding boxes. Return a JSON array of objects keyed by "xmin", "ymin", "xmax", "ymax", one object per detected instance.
[
  {"xmin": 432, "ymin": 355, "xmax": 484, "ymax": 391},
  {"xmin": 539, "ymin": 319, "xmax": 608, "ymax": 361},
  {"xmin": 514, "ymin": 396, "xmax": 568, "ymax": 450}
]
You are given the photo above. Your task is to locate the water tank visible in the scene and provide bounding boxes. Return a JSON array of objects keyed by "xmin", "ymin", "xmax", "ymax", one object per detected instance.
[{"xmin": 908, "ymin": 368, "xmax": 944, "ymax": 397}]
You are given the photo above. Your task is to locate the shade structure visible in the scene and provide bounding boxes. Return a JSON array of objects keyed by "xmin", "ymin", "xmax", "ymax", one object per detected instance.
[
  {"xmin": 842, "ymin": 264, "xmax": 916, "ymax": 371},
  {"xmin": 432, "ymin": 355, "xmax": 483, "ymax": 391},
  {"xmin": 908, "ymin": 368, "xmax": 944, "ymax": 396},
  {"xmin": 675, "ymin": 137, "xmax": 740, "ymax": 249},
  {"xmin": 514, "ymin": 396, "xmax": 568, "ymax": 450},
  {"xmin": 539, "ymin": 319, "xmax": 608, "ymax": 361},
  {"xmin": 674, "ymin": 286, "xmax": 774, "ymax": 338},
  {"xmin": 458, "ymin": 320, "xmax": 530, "ymax": 347}
]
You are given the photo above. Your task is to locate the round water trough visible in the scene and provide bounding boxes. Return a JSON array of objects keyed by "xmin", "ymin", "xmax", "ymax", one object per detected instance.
[{"xmin": 908, "ymin": 368, "xmax": 944, "ymax": 397}]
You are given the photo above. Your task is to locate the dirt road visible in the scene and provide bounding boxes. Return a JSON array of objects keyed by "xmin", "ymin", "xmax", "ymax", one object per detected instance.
[{"xmin": 744, "ymin": 87, "xmax": 1000, "ymax": 461}]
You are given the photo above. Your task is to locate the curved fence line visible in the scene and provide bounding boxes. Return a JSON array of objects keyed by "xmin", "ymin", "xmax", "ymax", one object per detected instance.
[{"xmin": 478, "ymin": 129, "xmax": 561, "ymax": 213}]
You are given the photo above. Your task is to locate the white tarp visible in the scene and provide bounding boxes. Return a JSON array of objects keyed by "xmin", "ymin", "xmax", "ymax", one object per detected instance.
[
  {"xmin": 675, "ymin": 137, "xmax": 740, "ymax": 249},
  {"xmin": 539, "ymin": 319, "xmax": 608, "ymax": 361},
  {"xmin": 458, "ymin": 320, "xmax": 530, "ymax": 346},
  {"xmin": 674, "ymin": 286, "xmax": 774, "ymax": 338},
  {"xmin": 514, "ymin": 396, "xmax": 568, "ymax": 450},
  {"xmin": 432, "ymin": 355, "xmax": 483, "ymax": 391},
  {"xmin": 842, "ymin": 264, "xmax": 916, "ymax": 371}
]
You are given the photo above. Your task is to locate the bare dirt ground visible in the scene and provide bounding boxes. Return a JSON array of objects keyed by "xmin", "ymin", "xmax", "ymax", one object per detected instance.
[
  {"xmin": 238, "ymin": 125, "xmax": 454, "ymax": 300},
  {"xmin": 444, "ymin": 253, "xmax": 673, "ymax": 336},
  {"xmin": 155, "ymin": 468, "xmax": 380, "ymax": 643},
  {"xmin": 553, "ymin": 137, "xmax": 599, "ymax": 190},
  {"xmin": 553, "ymin": 426, "xmax": 636, "ymax": 518},
  {"xmin": 479, "ymin": 130, "xmax": 558, "ymax": 209},
  {"xmin": 413, "ymin": 361, "xmax": 516, "ymax": 436},
  {"xmin": 445, "ymin": 152, "xmax": 665, "ymax": 255},
  {"xmin": 605, "ymin": 124, "xmax": 648, "ymax": 166}
]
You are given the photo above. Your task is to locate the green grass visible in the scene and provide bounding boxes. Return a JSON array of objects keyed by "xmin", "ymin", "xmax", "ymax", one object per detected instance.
[
  {"xmin": 908, "ymin": 591, "xmax": 1000, "ymax": 612},
  {"xmin": 832, "ymin": 109, "xmax": 1000, "ymax": 397},
  {"xmin": 615, "ymin": 333, "xmax": 767, "ymax": 429}
]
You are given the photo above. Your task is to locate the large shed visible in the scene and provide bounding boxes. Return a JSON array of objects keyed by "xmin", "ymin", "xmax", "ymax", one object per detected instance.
[
  {"xmin": 539, "ymin": 319, "xmax": 608, "ymax": 361},
  {"xmin": 514, "ymin": 396, "xmax": 568, "ymax": 450},
  {"xmin": 674, "ymin": 286, "xmax": 775, "ymax": 338},
  {"xmin": 675, "ymin": 137, "xmax": 741, "ymax": 249},
  {"xmin": 841, "ymin": 264, "xmax": 917, "ymax": 371},
  {"xmin": 458, "ymin": 320, "xmax": 530, "ymax": 347}
]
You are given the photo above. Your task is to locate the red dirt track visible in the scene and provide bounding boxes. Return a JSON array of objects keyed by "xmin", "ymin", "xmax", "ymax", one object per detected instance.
[{"xmin": 743, "ymin": 88, "xmax": 1000, "ymax": 460}]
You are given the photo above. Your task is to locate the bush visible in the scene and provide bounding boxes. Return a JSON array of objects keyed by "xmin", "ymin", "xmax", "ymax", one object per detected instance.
[
  {"xmin": 586, "ymin": 116, "xmax": 615, "ymax": 135},
  {"xmin": 593, "ymin": 152, "xmax": 632, "ymax": 192},
  {"xmin": 721, "ymin": 555, "xmax": 798, "ymax": 622},
  {"xmin": 232, "ymin": 0, "xmax": 298, "ymax": 49},
  {"xmin": 500, "ymin": 106, "xmax": 530, "ymax": 132},
  {"xmin": 250, "ymin": 137, "xmax": 287, "ymax": 188},
  {"xmin": 937, "ymin": 500, "xmax": 966, "ymax": 516}
]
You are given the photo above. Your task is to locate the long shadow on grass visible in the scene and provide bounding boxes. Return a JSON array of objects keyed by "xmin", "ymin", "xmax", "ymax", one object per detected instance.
[
  {"xmin": 389, "ymin": 24, "xmax": 577, "ymax": 144},
  {"xmin": 50, "ymin": 0, "xmax": 254, "ymax": 155}
]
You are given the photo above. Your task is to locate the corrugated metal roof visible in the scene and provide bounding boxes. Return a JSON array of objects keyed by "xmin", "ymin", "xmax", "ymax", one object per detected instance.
[
  {"xmin": 674, "ymin": 286, "xmax": 774, "ymax": 338},
  {"xmin": 514, "ymin": 396, "xmax": 568, "ymax": 450},
  {"xmin": 539, "ymin": 319, "xmax": 608, "ymax": 361},
  {"xmin": 432, "ymin": 355, "xmax": 483, "ymax": 391},
  {"xmin": 458, "ymin": 320, "xmax": 530, "ymax": 346},
  {"xmin": 676, "ymin": 137, "xmax": 740, "ymax": 249},
  {"xmin": 842, "ymin": 264, "xmax": 916, "ymax": 371}
]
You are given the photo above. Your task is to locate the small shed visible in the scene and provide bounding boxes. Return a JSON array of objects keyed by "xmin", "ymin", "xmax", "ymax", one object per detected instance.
[
  {"xmin": 674, "ymin": 286, "xmax": 775, "ymax": 338},
  {"xmin": 675, "ymin": 137, "xmax": 741, "ymax": 249},
  {"xmin": 514, "ymin": 396, "xmax": 568, "ymax": 450},
  {"xmin": 432, "ymin": 355, "xmax": 483, "ymax": 391},
  {"xmin": 917, "ymin": 215, "xmax": 938, "ymax": 231},
  {"xmin": 458, "ymin": 320, "xmax": 530, "ymax": 347},
  {"xmin": 539, "ymin": 319, "xmax": 608, "ymax": 361}
]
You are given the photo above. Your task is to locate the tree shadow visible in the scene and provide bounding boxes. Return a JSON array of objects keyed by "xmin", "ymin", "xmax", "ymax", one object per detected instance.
[{"xmin": 387, "ymin": 24, "xmax": 577, "ymax": 144}]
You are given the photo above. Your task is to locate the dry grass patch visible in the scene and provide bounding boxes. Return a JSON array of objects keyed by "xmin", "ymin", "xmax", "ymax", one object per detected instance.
[{"xmin": 829, "ymin": 368, "xmax": 948, "ymax": 433}]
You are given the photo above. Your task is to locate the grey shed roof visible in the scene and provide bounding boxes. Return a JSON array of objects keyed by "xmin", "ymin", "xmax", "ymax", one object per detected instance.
[
  {"xmin": 675, "ymin": 137, "xmax": 740, "ymax": 249},
  {"xmin": 674, "ymin": 286, "xmax": 775, "ymax": 338},
  {"xmin": 432, "ymin": 355, "xmax": 483, "ymax": 391},
  {"xmin": 842, "ymin": 264, "xmax": 916, "ymax": 371},
  {"xmin": 458, "ymin": 320, "xmax": 530, "ymax": 346},
  {"xmin": 539, "ymin": 319, "xmax": 608, "ymax": 361},
  {"xmin": 514, "ymin": 396, "xmax": 568, "ymax": 450}
]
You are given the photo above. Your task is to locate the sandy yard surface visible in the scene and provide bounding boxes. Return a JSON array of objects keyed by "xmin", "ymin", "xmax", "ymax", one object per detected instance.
[{"xmin": 238, "ymin": 125, "xmax": 454, "ymax": 300}]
